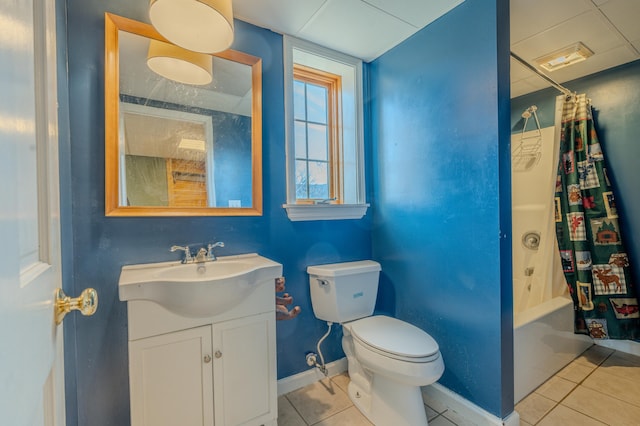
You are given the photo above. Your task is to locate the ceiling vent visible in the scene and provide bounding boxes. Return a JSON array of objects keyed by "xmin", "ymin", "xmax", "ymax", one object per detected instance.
[{"xmin": 534, "ymin": 42, "xmax": 594, "ymax": 72}]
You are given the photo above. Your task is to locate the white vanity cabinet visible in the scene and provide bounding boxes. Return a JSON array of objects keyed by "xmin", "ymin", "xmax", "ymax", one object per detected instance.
[
  {"xmin": 129, "ymin": 312, "xmax": 276, "ymax": 426},
  {"xmin": 129, "ymin": 325, "xmax": 215, "ymax": 426},
  {"xmin": 121, "ymin": 254, "xmax": 281, "ymax": 426}
]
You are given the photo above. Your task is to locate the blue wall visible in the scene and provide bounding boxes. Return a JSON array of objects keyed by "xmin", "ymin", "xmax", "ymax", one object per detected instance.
[
  {"xmin": 369, "ymin": 0, "xmax": 513, "ymax": 418},
  {"xmin": 63, "ymin": 1, "xmax": 371, "ymax": 424},
  {"xmin": 511, "ymin": 59, "xmax": 640, "ymax": 298}
]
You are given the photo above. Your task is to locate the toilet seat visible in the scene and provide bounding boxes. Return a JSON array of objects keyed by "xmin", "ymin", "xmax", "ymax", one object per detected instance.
[{"xmin": 348, "ymin": 315, "xmax": 440, "ymax": 363}]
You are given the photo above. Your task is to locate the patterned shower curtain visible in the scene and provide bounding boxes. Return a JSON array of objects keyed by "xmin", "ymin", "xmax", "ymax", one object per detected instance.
[{"xmin": 555, "ymin": 94, "xmax": 640, "ymax": 340}]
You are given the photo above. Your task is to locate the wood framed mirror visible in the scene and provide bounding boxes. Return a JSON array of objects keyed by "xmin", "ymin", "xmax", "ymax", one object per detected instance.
[{"xmin": 105, "ymin": 13, "xmax": 262, "ymax": 216}]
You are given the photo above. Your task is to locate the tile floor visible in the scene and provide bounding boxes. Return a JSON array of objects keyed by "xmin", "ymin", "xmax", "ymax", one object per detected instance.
[
  {"xmin": 279, "ymin": 345, "xmax": 640, "ymax": 426},
  {"xmin": 516, "ymin": 345, "xmax": 640, "ymax": 425},
  {"xmin": 278, "ymin": 372, "xmax": 455, "ymax": 426}
]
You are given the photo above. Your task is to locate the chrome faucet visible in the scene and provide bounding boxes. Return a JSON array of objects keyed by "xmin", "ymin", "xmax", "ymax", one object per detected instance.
[
  {"xmin": 170, "ymin": 245, "xmax": 193, "ymax": 264},
  {"xmin": 207, "ymin": 242, "xmax": 225, "ymax": 261},
  {"xmin": 171, "ymin": 242, "xmax": 224, "ymax": 263},
  {"xmin": 195, "ymin": 247, "xmax": 209, "ymax": 263}
]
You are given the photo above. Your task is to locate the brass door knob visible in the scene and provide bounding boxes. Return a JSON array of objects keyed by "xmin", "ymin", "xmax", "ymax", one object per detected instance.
[{"xmin": 54, "ymin": 288, "xmax": 98, "ymax": 325}]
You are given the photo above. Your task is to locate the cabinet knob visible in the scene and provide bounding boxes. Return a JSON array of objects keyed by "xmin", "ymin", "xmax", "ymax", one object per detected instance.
[
  {"xmin": 204, "ymin": 354, "xmax": 212, "ymax": 363},
  {"xmin": 214, "ymin": 350, "xmax": 222, "ymax": 359}
]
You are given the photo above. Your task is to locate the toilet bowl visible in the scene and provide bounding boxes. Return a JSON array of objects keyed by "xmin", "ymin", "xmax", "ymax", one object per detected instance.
[
  {"xmin": 307, "ymin": 261, "xmax": 444, "ymax": 426},
  {"xmin": 343, "ymin": 315, "xmax": 444, "ymax": 426}
]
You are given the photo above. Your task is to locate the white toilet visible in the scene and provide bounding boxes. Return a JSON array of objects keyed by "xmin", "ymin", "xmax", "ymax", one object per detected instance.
[{"xmin": 307, "ymin": 260, "xmax": 444, "ymax": 426}]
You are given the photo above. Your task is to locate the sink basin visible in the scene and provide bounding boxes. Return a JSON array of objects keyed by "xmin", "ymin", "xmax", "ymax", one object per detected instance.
[{"xmin": 118, "ymin": 253, "xmax": 282, "ymax": 317}]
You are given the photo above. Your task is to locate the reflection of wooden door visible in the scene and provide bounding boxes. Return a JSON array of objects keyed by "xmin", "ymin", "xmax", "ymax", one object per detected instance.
[{"xmin": 166, "ymin": 159, "xmax": 208, "ymax": 207}]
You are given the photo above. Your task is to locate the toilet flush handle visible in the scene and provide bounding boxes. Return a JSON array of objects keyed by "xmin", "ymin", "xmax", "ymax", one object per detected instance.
[{"xmin": 316, "ymin": 278, "xmax": 329, "ymax": 287}]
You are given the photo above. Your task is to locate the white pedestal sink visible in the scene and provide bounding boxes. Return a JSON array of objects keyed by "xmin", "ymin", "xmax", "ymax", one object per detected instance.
[{"xmin": 118, "ymin": 253, "xmax": 282, "ymax": 317}]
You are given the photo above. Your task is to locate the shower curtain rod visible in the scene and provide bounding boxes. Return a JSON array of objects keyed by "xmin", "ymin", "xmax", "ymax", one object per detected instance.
[{"xmin": 510, "ymin": 52, "xmax": 575, "ymax": 97}]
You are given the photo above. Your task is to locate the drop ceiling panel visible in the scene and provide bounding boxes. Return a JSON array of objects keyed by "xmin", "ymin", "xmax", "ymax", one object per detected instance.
[
  {"xmin": 510, "ymin": 0, "xmax": 590, "ymax": 44},
  {"xmin": 512, "ymin": 11, "xmax": 622, "ymax": 60},
  {"xmin": 510, "ymin": 57, "xmax": 534, "ymax": 81},
  {"xmin": 521, "ymin": 75, "xmax": 557, "ymax": 95},
  {"xmin": 298, "ymin": 0, "xmax": 417, "ymax": 61},
  {"xmin": 599, "ymin": 0, "xmax": 640, "ymax": 43},
  {"xmin": 511, "ymin": 80, "xmax": 540, "ymax": 99},
  {"xmin": 362, "ymin": 0, "xmax": 462, "ymax": 29},
  {"xmin": 233, "ymin": 0, "xmax": 327, "ymax": 34},
  {"xmin": 230, "ymin": 0, "xmax": 638, "ymax": 98}
]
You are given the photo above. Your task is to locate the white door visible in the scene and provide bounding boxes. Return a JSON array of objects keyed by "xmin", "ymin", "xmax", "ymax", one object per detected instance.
[{"xmin": 0, "ymin": 0, "xmax": 66, "ymax": 424}]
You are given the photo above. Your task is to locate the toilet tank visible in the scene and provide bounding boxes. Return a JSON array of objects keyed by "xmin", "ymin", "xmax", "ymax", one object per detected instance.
[{"xmin": 307, "ymin": 260, "xmax": 381, "ymax": 323}]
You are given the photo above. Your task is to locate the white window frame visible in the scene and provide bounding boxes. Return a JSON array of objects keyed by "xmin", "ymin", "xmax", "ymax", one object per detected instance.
[{"xmin": 283, "ymin": 36, "xmax": 368, "ymax": 221}]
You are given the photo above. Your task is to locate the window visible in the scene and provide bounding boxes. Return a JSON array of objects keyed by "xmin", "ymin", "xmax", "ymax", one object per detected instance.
[
  {"xmin": 283, "ymin": 37, "xmax": 368, "ymax": 221},
  {"xmin": 293, "ymin": 65, "xmax": 341, "ymax": 203}
]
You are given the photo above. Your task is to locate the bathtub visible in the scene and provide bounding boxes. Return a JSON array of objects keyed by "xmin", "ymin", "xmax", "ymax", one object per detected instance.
[
  {"xmin": 514, "ymin": 296, "xmax": 592, "ymax": 403},
  {"xmin": 511, "ymin": 117, "xmax": 592, "ymax": 403}
]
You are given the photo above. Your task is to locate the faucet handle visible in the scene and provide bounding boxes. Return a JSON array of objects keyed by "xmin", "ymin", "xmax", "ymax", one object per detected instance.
[
  {"xmin": 206, "ymin": 241, "xmax": 224, "ymax": 260},
  {"xmin": 170, "ymin": 245, "xmax": 193, "ymax": 263}
]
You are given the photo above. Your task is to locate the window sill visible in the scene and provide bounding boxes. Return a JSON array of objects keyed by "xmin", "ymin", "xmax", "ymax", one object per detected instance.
[{"xmin": 283, "ymin": 203, "xmax": 369, "ymax": 222}]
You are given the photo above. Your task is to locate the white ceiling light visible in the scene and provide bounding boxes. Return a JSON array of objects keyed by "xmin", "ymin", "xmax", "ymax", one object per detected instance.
[
  {"xmin": 178, "ymin": 138, "xmax": 206, "ymax": 151},
  {"xmin": 534, "ymin": 42, "xmax": 594, "ymax": 72},
  {"xmin": 147, "ymin": 39, "xmax": 213, "ymax": 85},
  {"xmin": 149, "ymin": 0, "xmax": 234, "ymax": 54}
]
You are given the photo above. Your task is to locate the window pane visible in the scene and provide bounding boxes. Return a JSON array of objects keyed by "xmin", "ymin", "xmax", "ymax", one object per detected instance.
[
  {"xmin": 308, "ymin": 161, "xmax": 329, "ymax": 199},
  {"xmin": 294, "ymin": 121, "xmax": 307, "ymax": 159},
  {"xmin": 295, "ymin": 160, "xmax": 308, "ymax": 199},
  {"xmin": 306, "ymin": 83, "xmax": 327, "ymax": 124},
  {"xmin": 293, "ymin": 81, "xmax": 306, "ymax": 120},
  {"xmin": 307, "ymin": 123, "xmax": 328, "ymax": 161}
]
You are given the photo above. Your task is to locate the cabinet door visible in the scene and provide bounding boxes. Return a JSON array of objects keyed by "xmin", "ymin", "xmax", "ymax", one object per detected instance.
[
  {"xmin": 213, "ymin": 312, "xmax": 276, "ymax": 426},
  {"xmin": 130, "ymin": 326, "xmax": 214, "ymax": 426}
]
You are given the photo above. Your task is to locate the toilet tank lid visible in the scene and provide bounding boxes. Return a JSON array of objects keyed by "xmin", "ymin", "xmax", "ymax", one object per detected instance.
[{"xmin": 307, "ymin": 260, "xmax": 381, "ymax": 277}]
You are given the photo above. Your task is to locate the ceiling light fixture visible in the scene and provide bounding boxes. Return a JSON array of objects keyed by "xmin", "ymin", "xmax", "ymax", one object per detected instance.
[
  {"xmin": 178, "ymin": 138, "xmax": 206, "ymax": 151},
  {"xmin": 147, "ymin": 39, "xmax": 213, "ymax": 85},
  {"xmin": 149, "ymin": 0, "xmax": 234, "ymax": 54},
  {"xmin": 534, "ymin": 42, "xmax": 594, "ymax": 72}
]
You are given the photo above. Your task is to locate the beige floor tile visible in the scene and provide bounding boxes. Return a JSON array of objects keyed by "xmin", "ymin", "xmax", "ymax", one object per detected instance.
[
  {"xmin": 534, "ymin": 376, "xmax": 577, "ymax": 402},
  {"xmin": 556, "ymin": 360, "xmax": 596, "ymax": 383},
  {"xmin": 563, "ymin": 385, "xmax": 640, "ymax": 425},
  {"xmin": 581, "ymin": 369, "xmax": 640, "ymax": 407},
  {"xmin": 429, "ymin": 414, "xmax": 458, "ymax": 426},
  {"xmin": 330, "ymin": 372, "xmax": 350, "ymax": 394},
  {"xmin": 537, "ymin": 404, "xmax": 606, "ymax": 426},
  {"xmin": 421, "ymin": 387, "xmax": 448, "ymax": 414},
  {"xmin": 278, "ymin": 396, "xmax": 307, "ymax": 426},
  {"xmin": 519, "ymin": 421, "xmax": 533, "ymax": 426},
  {"xmin": 312, "ymin": 406, "xmax": 372, "ymax": 426},
  {"xmin": 515, "ymin": 393, "xmax": 557, "ymax": 425},
  {"xmin": 599, "ymin": 351, "xmax": 640, "ymax": 382},
  {"xmin": 573, "ymin": 345, "xmax": 614, "ymax": 367},
  {"xmin": 425, "ymin": 404, "xmax": 439, "ymax": 421},
  {"xmin": 603, "ymin": 350, "xmax": 640, "ymax": 367},
  {"xmin": 285, "ymin": 378, "xmax": 353, "ymax": 425},
  {"xmin": 441, "ymin": 409, "xmax": 484, "ymax": 426}
]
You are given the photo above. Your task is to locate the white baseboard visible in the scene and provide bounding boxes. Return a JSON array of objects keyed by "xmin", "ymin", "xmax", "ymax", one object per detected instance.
[
  {"xmin": 595, "ymin": 339, "xmax": 640, "ymax": 357},
  {"xmin": 277, "ymin": 357, "xmax": 348, "ymax": 396},
  {"xmin": 421, "ymin": 383, "xmax": 520, "ymax": 426}
]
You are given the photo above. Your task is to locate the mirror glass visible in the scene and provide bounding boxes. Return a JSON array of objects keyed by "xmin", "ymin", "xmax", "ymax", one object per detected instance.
[{"xmin": 105, "ymin": 14, "xmax": 262, "ymax": 216}]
